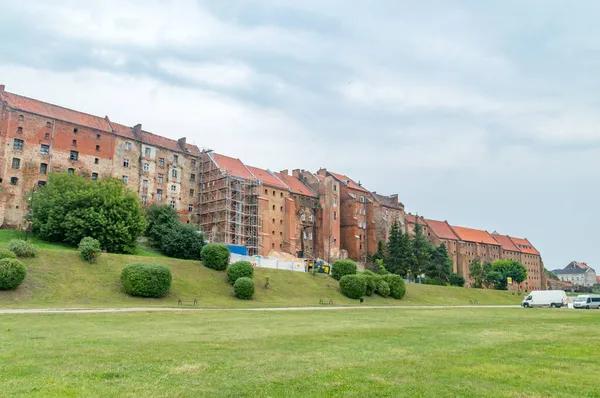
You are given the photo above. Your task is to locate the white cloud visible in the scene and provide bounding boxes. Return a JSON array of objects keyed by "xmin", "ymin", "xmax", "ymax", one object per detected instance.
[{"xmin": 158, "ymin": 59, "xmax": 257, "ymax": 88}]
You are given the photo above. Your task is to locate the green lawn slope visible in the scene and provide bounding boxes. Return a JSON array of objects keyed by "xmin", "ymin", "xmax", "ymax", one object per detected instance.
[{"xmin": 0, "ymin": 248, "xmax": 524, "ymax": 308}]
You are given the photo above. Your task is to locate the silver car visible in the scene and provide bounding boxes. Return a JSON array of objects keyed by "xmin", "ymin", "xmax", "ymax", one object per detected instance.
[{"xmin": 573, "ymin": 295, "xmax": 600, "ymax": 309}]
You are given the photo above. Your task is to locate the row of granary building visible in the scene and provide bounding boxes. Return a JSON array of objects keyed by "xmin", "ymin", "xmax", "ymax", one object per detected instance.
[{"xmin": 0, "ymin": 84, "xmax": 545, "ymax": 289}]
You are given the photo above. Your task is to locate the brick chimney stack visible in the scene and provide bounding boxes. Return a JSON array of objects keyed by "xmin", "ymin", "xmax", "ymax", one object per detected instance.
[
  {"xmin": 133, "ymin": 123, "xmax": 142, "ymax": 140},
  {"xmin": 0, "ymin": 84, "xmax": 5, "ymax": 94},
  {"xmin": 292, "ymin": 169, "xmax": 301, "ymax": 178},
  {"xmin": 390, "ymin": 194, "xmax": 399, "ymax": 206},
  {"xmin": 177, "ymin": 137, "xmax": 187, "ymax": 151},
  {"xmin": 317, "ymin": 168, "xmax": 327, "ymax": 176}
]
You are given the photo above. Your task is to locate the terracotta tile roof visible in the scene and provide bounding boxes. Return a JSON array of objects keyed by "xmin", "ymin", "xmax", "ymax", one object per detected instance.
[
  {"xmin": 185, "ymin": 144, "xmax": 201, "ymax": 157},
  {"xmin": 508, "ymin": 236, "xmax": 539, "ymax": 255},
  {"xmin": 451, "ymin": 225, "xmax": 499, "ymax": 246},
  {"xmin": 423, "ymin": 219, "xmax": 458, "ymax": 241},
  {"xmin": 491, "ymin": 234, "xmax": 521, "ymax": 252},
  {"xmin": 372, "ymin": 193, "xmax": 401, "ymax": 209},
  {"xmin": 141, "ymin": 131, "xmax": 184, "ymax": 153},
  {"xmin": 247, "ymin": 166, "xmax": 288, "ymax": 190},
  {"xmin": 3, "ymin": 91, "xmax": 112, "ymax": 131},
  {"xmin": 327, "ymin": 171, "xmax": 368, "ymax": 192},
  {"xmin": 275, "ymin": 172, "xmax": 317, "ymax": 198},
  {"xmin": 109, "ymin": 122, "xmax": 136, "ymax": 140},
  {"xmin": 405, "ymin": 214, "xmax": 419, "ymax": 224},
  {"xmin": 211, "ymin": 153, "xmax": 256, "ymax": 180}
]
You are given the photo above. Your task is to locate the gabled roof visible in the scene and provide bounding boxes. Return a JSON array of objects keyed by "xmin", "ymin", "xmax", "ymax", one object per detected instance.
[
  {"xmin": 141, "ymin": 131, "xmax": 182, "ymax": 154},
  {"xmin": 554, "ymin": 267, "xmax": 589, "ymax": 275},
  {"xmin": 508, "ymin": 237, "xmax": 539, "ymax": 255},
  {"xmin": 424, "ymin": 219, "xmax": 459, "ymax": 241},
  {"xmin": 565, "ymin": 261, "xmax": 591, "ymax": 270},
  {"xmin": 3, "ymin": 91, "xmax": 112, "ymax": 132},
  {"xmin": 109, "ymin": 121, "xmax": 136, "ymax": 140},
  {"xmin": 405, "ymin": 213, "xmax": 421, "ymax": 224},
  {"xmin": 491, "ymin": 234, "xmax": 521, "ymax": 252},
  {"xmin": 275, "ymin": 172, "xmax": 317, "ymax": 198},
  {"xmin": 326, "ymin": 171, "xmax": 368, "ymax": 192},
  {"xmin": 371, "ymin": 193, "xmax": 401, "ymax": 209},
  {"xmin": 211, "ymin": 153, "xmax": 256, "ymax": 180},
  {"xmin": 451, "ymin": 225, "xmax": 499, "ymax": 246},
  {"xmin": 247, "ymin": 166, "xmax": 288, "ymax": 190}
]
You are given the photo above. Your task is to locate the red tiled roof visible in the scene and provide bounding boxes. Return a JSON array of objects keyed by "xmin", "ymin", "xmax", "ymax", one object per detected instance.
[
  {"xmin": 141, "ymin": 131, "xmax": 183, "ymax": 153},
  {"xmin": 185, "ymin": 144, "xmax": 201, "ymax": 157},
  {"xmin": 405, "ymin": 214, "xmax": 419, "ymax": 224},
  {"xmin": 110, "ymin": 122, "xmax": 136, "ymax": 140},
  {"xmin": 491, "ymin": 234, "xmax": 521, "ymax": 252},
  {"xmin": 327, "ymin": 171, "xmax": 368, "ymax": 192},
  {"xmin": 3, "ymin": 91, "xmax": 112, "ymax": 131},
  {"xmin": 211, "ymin": 153, "xmax": 256, "ymax": 180},
  {"xmin": 424, "ymin": 219, "xmax": 458, "ymax": 241},
  {"xmin": 247, "ymin": 166, "xmax": 288, "ymax": 190},
  {"xmin": 451, "ymin": 225, "xmax": 499, "ymax": 246},
  {"xmin": 275, "ymin": 172, "xmax": 317, "ymax": 198},
  {"xmin": 508, "ymin": 236, "xmax": 539, "ymax": 255}
]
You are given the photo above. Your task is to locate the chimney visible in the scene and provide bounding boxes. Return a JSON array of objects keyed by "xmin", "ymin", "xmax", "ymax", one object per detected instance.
[
  {"xmin": 280, "ymin": 169, "xmax": 289, "ymax": 177},
  {"xmin": 177, "ymin": 137, "xmax": 187, "ymax": 151},
  {"xmin": 0, "ymin": 84, "xmax": 5, "ymax": 94},
  {"xmin": 317, "ymin": 168, "xmax": 327, "ymax": 176},
  {"xmin": 133, "ymin": 123, "xmax": 142, "ymax": 140},
  {"xmin": 292, "ymin": 169, "xmax": 301, "ymax": 178},
  {"xmin": 390, "ymin": 194, "xmax": 398, "ymax": 205}
]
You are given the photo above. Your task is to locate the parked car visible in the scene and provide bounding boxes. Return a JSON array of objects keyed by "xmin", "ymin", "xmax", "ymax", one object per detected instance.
[
  {"xmin": 573, "ymin": 295, "xmax": 600, "ymax": 309},
  {"xmin": 521, "ymin": 290, "xmax": 567, "ymax": 308}
]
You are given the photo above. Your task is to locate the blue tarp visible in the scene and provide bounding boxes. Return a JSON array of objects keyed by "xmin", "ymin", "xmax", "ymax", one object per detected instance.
[{"xmin": 227, "ymin": 245, "xmax": 248, "ymax": 255}]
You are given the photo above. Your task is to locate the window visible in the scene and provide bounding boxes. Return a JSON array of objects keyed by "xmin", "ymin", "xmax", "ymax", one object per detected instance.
[
  {"xmin": 73, "ymin": 128, "xmax": 78, "ymax": 134},
  {"xmin": 309, "ymin": 232, "xmax": 313, "ymax": 240},
  {"xmin": 94, "ymin": 158, "xmax": 99, "ymax": 164},
  {"xmin": 123, "ymin": 158, "xmax": 129, "ymax": 167},
  {"xmin": 157, "ymin": 189, "xmax": 163, "ymax": 202},
  {"xmin": 273, "ymin": 190, "xmax": 276, "ymax": 196},
  {"xmin": 40, "ymin": 144, "xmax": 49, "ymax": 155},
  {"xmin": 13, "ymin": 139, "xmax": 23, "ymax": 150},
  {"xmin": 37, "ymin": 180, "xmax": 46, "ymax": 187},
  {"xmin": 333, "ymin": 185, "xmax": 337, "ymax": 192},
  {"xmin": 189, "ymin": 189, "xmax": 194, "ymax": 197},
  {"xmin": 70, "ymin": 151, "xmax": 78, "ymax": 161},
  {"xmin": 280, "ymin": 220, "xmax": 283, "ymax": 225},
  {"xmin": 158, "ymin": 157, "xmax": 164, "ymax": 167},
  {"xmin": 191, "ymin": 159, "xmax": 196, "ymax": 167},
  {"xmin": 125, "ymin": 142, "xmax": 131, "ymax": 150},
  {"xmin": 280, "ymin": 206, "xmax": 283, "ymax": 211},
  {"xmin": 188, "ymin": 204, "xmax": 193, "ymax": 212},
  {"xmin": 173, "ymin": 155, "xmax": 178, "ymax": 164},
  {"xmin": 309, "ymin": 214, "xmax": 313, "ymax": 222},
  {"xmin": 17, "ymin": 127, "xmax": 23, "ymax": 134},
  {"xmin": 170, "ymin": 199, "xmax": 176, "ymax": 209},
  {"xmin": 72, "ymin": 139, "xmax": 77, "ymax": 146},
  {"xmin": 96, "ymin": 134, "xmax": 101, "ymax": 140},
  {"xmin": 190, "ymin": 173, "xmax": 196, "ymax": 182},
  {"xmin": 303, "ymin": 231, "xmax": 307, "ymax": 239},
  {"xmin": 171, "ymin": 185, "xmax": 177, "ymax": 193},
  {"xmin": 272, "ymin": 230, "xmax": 275, "ymax": 235},
  {"xmin": 143, "ymin": 163, "xmax": 149, "ymax": 172},
  {"xmin": 92, "ymin": 172, "xmax": 98, "ymax": 181},
  {"xmin": 96, "ymin": 145, "xmax": 100, "ymax": 151},
  {"xmin": 11, "ymin": 158, "xmax": 20, "ymax": 170},
  {"xmin": 360, "ymin": 195, "xmax": 365, "ymax": 203},
  {"xmin": 158, "ymin": 173, "xmax": 164, "ymax": 184},
  {"xmin": 280, "ymin": 192, "xmax": 283, "ymax": 198},
  {"xmin": 272, "ymin": 243, "xmax": 275, "ymax": 249},
  {"xmin": 334, "ymin": 198, "xmax": 337, "ymax": 207},
  {"xmin": 272, "ymin": 205, "xmax": 275, "ymax": 210},
  {"xmin": 172, "ymin": 169, "xmax": 178, "ymax": 178},
  {"xmin": 68, "ymin": 168, "xmax": 75, "ymax": 175},
  {"xmin": 46, "ymin": 122, "xmax": 52, "ymax": 128},
  {"xmin": 142, "ymin": 179, "xmax": 148, "ymax": 189},
  {"xmin": 122, "ymin": 175, "xmax": 128, "ymax": 184},
  {"xmin": 334, "ymin": 211, "xmax": 337, "ymax": 220},
  {"xmin": 18, "ymin": 114, "xmax": 24, "ymax": 121},
  {"xmin": 44, "ymin": 133, "xmax": 50, "ymax": 140},
  {"xmin": 142, "ymin": 196, "xmax": 147, "ymax": 205},
  {"xmin": 279, "ymin": 244, "xmax": 282, "ymax": 249},
  {"xmin": 301, "ymin": 214, "xmax": 306, "ymax": 222},
  {"xmin": 265, "ymin": 189, "xmax": 268, "ymax": 194},
  {"xmin": 40, "ymin": 163, "xmax": 48, "ymax": 174},
  {"xmin": 10, "ymin": 177, "xmax": 18, "ymax": 185}
]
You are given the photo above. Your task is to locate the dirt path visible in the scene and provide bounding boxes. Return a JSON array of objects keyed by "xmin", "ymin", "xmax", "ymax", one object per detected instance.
[{"xmin": 0, "ymin": 305, "xmax": 521, "ymax": 314}]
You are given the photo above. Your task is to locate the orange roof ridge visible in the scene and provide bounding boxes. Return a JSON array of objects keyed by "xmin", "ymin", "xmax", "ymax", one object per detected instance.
[
  {"xmin": 275, "ymin": 172, "xmax": 317, "ymax": 198},
  {"xmin": 246, "ymin": 165, "xmax": 288, "ymax": 190},
  {"xmin": 450, "ymin": 224, "xmax": 499, "ymax": 246},
  {"xmin": 491, "ymin": 233, "xmax": 521, "ymax": 252},
  {"xmin": 423, "ymin": 218, "xmax": 459, "ymax": 241},
  {"xmin": 326, "ymin": 170, "xmax": 368, "ymax": 192},
  {"xmin": 508, "ymin": 236, "xmax": 539, "ymax": 255}
]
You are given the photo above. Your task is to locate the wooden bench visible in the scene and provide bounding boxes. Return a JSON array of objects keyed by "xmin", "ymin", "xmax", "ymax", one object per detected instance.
[
  {"xmin": 178, "ymin": 298, "xmax": 198, "ymax": 306},
  {"xmin": 319, "ymin": 299, "xmax": 333, "ymax": 305}
]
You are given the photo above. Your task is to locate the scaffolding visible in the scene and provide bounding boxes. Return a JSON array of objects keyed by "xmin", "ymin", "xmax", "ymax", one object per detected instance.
[{"xmin": 198, "ymin": 150, "xmax": 261, "ymax": 256}]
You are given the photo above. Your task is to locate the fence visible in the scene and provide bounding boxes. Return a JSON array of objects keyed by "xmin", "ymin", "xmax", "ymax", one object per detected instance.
[{"xmin": 230, "ymin": 253, "xmax": 306, "ymax": 273}]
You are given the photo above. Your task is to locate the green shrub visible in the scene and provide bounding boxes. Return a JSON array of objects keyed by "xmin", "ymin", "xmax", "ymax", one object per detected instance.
[
  {"xmin": 201, "ymin": 244, "xmax": 231, "ymax": 271},
  {"xmin": 7, "ymin": 239, "xmax": 37, "ymax": 258},
  {"xmin": 160, "ymin": 224, "xmax": 205, "ymax": 260},
  {"xmin": 331, "ymin": 259, "xmax": 357, "ymax": 280},
  {"xmin": 360, "ymin": 273, "xmax": 376, "ymax": 296},
  {"xmin": 0, "ymin": 248, "xmax": 17, "ymax": 260},
  {"xmin": 339, "ymin": 274, "xmax": 367, "ymax": 299},
  {"xmin": 375, "ymin": 259, "xmax": 389, "ymax": 275},
  {"xmin": 0, "ymin": 258, "xmax": 27, "ymax": 290},
  {"xmin": 227, "ymin": 261, "xmax": 254, "ymax": 284},
  {"xmin": 234, "ymin": 277, "xmax": 255, "ymax": 300},
  {"xmin": 78, "ymin": 237, "xmax": 102, "ymax": 263},
  {"xmin": 424, "ymin": 276, "xmax": 444, "ymax": 286},
  {"xmin": 120, "ymin": 263, "xmax": 172, "ymax": 298},
  {"xmin": 383, "ymin": 274, "xmax": 406, "ymax": 300},
  {"xmin": 375, "ymin": 279, "xmax": 390, "ymax": 297},
  {"xmin": 449, "ymin": 273, "xmax": 466, "ymax": 287},
  {"xmin": 145, "ymin": 204, "xmax": 180, "ymax": 245}
]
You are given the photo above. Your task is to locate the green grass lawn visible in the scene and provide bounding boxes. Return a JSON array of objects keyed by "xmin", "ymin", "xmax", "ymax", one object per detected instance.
[
  {"xmin": 0, "ymin": 248, "xmax": 523, "ymax": 308},
  {"xmin": 0, "ymin": 308, "xmax": 598, "ymax": 397}
]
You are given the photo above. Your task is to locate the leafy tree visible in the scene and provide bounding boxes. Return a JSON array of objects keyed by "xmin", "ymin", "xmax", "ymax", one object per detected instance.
[
  {"xmin": 491, "ymin": 259, "xmax": 527, "ymax": 290},
  {"xmin": 449, "ymin": 273, "xmax": 465, "ymax": 287},
  {"xmin": 160, "ymin": 224, "xmax": 205, "ymax": 260},
  {"xmin": 145, "ymin": 204, "xmax": 180, "ymax": 245},
  {"xmin": 369, "ymin": 241, "xmax": 385, "ymax": 262},
  {"xmin": 484, "ymin": 270, "xmax": 504, "ymax": 290},
  {"xmin": 386, "ymin": 222, "xmax": 410, "ymax": 276},
  {"xmin": 409, "ymin": 223, "xmax": 431, "ymax": 279},
  {"xmin": 469, "ymin": 258, "xmax": 484, "ymax": 288},
  {"xmin": 30, "ymin": 173, "xmax": 145, "ymax": 253},
  {"xmin": 426, "ymin": 243, "xmax": 453, "ymax": 282}
]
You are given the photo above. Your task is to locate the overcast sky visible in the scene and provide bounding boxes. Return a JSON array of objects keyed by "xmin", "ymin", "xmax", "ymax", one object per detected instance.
[{"xmin": 1, "ymin": 1, "xmax": 598, "ymax": 272}]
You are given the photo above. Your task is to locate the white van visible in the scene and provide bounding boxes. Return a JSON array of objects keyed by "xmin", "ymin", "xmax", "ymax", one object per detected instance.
[
  {"xmin": 573, "ymin": 295, "xmax": 600, "ymax": 309},
  {"xmin": 521, "ymin": 290, "xmax": 567, "ymax": 308}
]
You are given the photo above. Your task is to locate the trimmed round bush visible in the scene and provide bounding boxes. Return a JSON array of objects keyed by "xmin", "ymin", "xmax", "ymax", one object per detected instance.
[
  {"xmin": 375, "ymin": 279, "xmax": 390, "ymax": 297},
  {"xmin": 201, "ymin": 244, "xmax": 231, "ymax": 271},
  {"xmin": 7, "ymin": 239, "xmax": 36, "ymax": 258},
  {"xmin": 361, "ymin": 273, "xmax": 376, "ymax": 296},
  {"xmin": 234, "ymin": 277, "xmax": 255, "ymax": 300},
  {"xmin": 120, "ymin": 263, "xmax": 172, "ymax": 298},
  {"xmin": 449, "ymin": 273, "xmax": 466, "ymax": 287},
  {"xmin": 424, "ymin": 276, "xmax": 443, "ymax": 286},
  {"xmin": 0, "ymin": 258, "xmax": 27, "ymax": 290},
  {"xmin": 383, "ymin": 274, "xmax": 406, "ymax": 300},
  {"xmin": 78, "ymin": 237, "xmax": 102, "ymax": 263},
  {"xmin": 227, "ymin": 261, "xmax": 254, "ymax": 284},
  {"xmin": 0, "ymin": 248, "xmax": 17, "ymax": 260},
  {"xmin": 339, "ymin": 274, "xmax": 367, "ymax": 299},
  {"xmin": 331, "ymin": 259, "xmax": 357, "ymax": 280}
]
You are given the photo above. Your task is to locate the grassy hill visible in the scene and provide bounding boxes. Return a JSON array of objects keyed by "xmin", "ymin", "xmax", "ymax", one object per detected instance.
[{"xmin": 0, "ymin": 247, "xmax": 524, "ymax": 308}]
